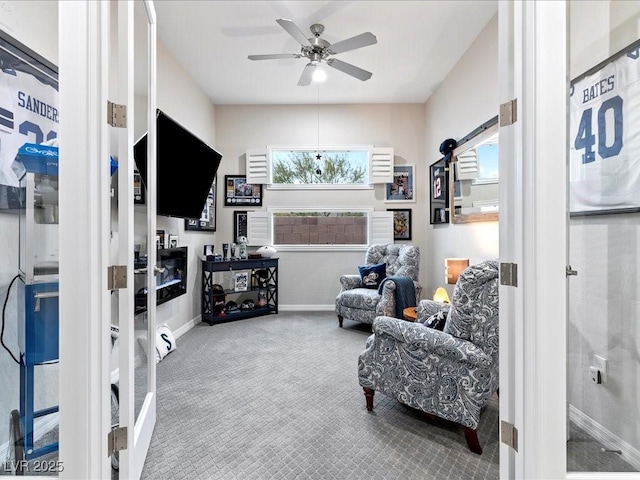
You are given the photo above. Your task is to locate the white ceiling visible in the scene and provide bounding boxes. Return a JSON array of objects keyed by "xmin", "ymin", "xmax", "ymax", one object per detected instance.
[{"xmin": 153, "ymin": 1, "xmax": 498, "ymax": 106}]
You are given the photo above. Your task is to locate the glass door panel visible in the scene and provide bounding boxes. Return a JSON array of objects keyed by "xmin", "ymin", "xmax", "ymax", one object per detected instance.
[{"xmin": 567, "ymin": 1, "xmax": 640, "ymax": 473}]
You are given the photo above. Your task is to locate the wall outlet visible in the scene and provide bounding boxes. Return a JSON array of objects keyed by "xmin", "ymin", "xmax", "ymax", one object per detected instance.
[{"xmin": 594, "ymin": 355, "xmax": 607, "ymax": 383}]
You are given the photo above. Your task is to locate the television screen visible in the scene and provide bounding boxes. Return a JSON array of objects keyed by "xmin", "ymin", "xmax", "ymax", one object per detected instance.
[{"xmin": 134, "ymin": 110, "xmax": 222, "ymax": 219}]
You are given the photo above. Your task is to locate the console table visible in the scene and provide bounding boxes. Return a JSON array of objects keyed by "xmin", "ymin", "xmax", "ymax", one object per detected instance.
[{"xmin": 201, "ymin": 257, "xmax": 278, "ymax": 325}]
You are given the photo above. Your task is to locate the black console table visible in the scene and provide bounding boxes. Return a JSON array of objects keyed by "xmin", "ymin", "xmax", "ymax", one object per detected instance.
[{"xmin": 201, "ymin": 257, "xmax": 278, "ymax": 325}]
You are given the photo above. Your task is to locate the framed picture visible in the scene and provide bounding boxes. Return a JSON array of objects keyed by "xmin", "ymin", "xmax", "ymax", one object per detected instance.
[
  {"xmin": 388, "ymin": 208, "xmax": 412, "ymax": 240},
  {"xmin": 385, "ymin": 165, "xmax": 415, "ymax": 202},
  {"xmin": 569, "ymin": 38, "xmax": 640, "ymax": 216},
  {"xmin": 233, "ymin": 211, "xmax": 248, "ymax": 243},
  {"xmin": 430, "ymin": 158, "xmax": 449, "ymax": 224},
  {"xmin": 234, "ymin": 271, "xmax": 249, "ymax": 292},
  {"xmin": 185, "ymin": 178, "xmax": 216, "ymax": 231},
  {"xmin": 225, "ymin": 175, "xmax": 263, "ymax": 206},
  {"xmin": 0, "ymin": 30, "xmax": 59, "ymax": 213}
]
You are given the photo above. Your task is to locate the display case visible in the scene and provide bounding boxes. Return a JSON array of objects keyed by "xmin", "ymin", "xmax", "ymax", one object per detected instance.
[
  {"xmin": 201, "ymin": 257, "xmax": 278, "ymax": 325},
  {"xmin": 134, "ymin": 247, "xmax": 188, "ymax": 314}
]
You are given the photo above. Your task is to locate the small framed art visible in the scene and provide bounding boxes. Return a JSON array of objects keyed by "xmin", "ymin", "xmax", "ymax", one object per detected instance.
[
  {"xmin": 185, "ymin": 178, "xmax": 216, "ymax": 231},
  {"xmin": 388, "ymin": 208, "xmax": 412, "ymax": 240},
  {"xmin": 385, "ymin": 164, "xmax": 415, "ymax": 202},
  {"xmin": 225, "ymin": 175, "xmax": 263, "ymax": 206},
  {"xmin": 430, "ymin": 158, "xmax": 449, "ymax": 224},
  {"xmin": 233, "ymin": 211, "xmax": 248, "ymax": 243}
]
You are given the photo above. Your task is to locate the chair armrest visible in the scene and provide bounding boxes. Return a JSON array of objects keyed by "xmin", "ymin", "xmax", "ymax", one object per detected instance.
[
  {"xmin": 417, "ymin": 300, "xmax": 450, "ymax": 322},
  {"xmin": 339, "ymin": 274, "xmax": 362, "ymax": 290},
  {"xmin": 372, "ymin": 316, "xmax": 492, "ymax": 367}
]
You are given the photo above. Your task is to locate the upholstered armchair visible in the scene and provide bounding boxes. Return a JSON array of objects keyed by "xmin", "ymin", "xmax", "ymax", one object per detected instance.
[
  {"xmin": 335, "ymin": 244, "xmax": 421, "ymax": 327},
  {"xmin": 358, "ymin": 260, "xmax": 499, "ymax": 454}
]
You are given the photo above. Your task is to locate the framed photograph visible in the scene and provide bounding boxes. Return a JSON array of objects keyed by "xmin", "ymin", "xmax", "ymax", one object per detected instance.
[
  {"xmin": 234, "ymin": 271, "xmax": 249, "ymax": 292},
  {"xmin": 385, "ymin": 165, "xmax": 415, "ymax": 202},
  {"xmin": 233, "ymin": 211, "xmax": 248, "ymax": 243},
  {"xmin": 185, "ymin": 178, "xmax": 216, "ymax": 231},
  {"xmin": 570, "ymin": 38, "xmax": 640, "ymax": 216},
  {"xmin": 225, "ymin": 175, "xmax": 263, "ymax": 206},
  {"xmin": 0, "ymin": 30, "xmax": 59, "ymax": 213},
  {"xmin": 388, "ymin": 208, "xmax": 412, "ymax": 240},
  {"xmin": 430, "ymin": 158, "xmax": 449, "ymax": 224}
]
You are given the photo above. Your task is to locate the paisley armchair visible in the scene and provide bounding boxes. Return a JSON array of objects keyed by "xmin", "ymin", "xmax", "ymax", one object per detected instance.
[
  {"xmin": 357, "ymin": 260, "xmax": 499, "ymax": 454},
  {"xmin": 335, "ymin": 244, "xmax": 421, "ymax": 327}
]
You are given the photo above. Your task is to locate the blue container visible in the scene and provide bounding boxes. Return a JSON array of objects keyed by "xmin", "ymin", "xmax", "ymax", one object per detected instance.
[{"xmin": 18, "ymin": 280, "xmax": 59, "ymax": 365}]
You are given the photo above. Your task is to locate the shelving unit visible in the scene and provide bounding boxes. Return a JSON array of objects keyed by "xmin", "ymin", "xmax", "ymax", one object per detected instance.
[{"xmin": 201, "ymin": 257, "xmax": 278, "ymax": 325}]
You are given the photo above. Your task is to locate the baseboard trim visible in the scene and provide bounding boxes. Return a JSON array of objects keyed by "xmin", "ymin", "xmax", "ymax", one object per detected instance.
[
  {"xmin": 569, "ymin": 404, "xmax": 640, "ymax": 470},
  {"xmin": 0, "ymin": 413, "xmax": 59, "ymax": 465},
  {"xmin": 279, "ymin": 305, "xmax": 335, "ymax": 312},
  {"xmin": 173, "ymin": 315, "xmax": 201, "ymax": 339}
]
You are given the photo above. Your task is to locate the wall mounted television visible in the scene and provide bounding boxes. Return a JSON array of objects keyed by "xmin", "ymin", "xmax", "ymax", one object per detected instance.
[{"xmin": 134, "ymin": 109, "xmax": 223, "ymax": 219}]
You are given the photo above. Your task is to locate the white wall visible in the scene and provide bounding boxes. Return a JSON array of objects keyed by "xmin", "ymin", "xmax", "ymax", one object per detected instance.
[
  {"xmin": 423, "ymin": 14, "xmax": 499, "ymax": 299},
  {"xmin": 215, "ymin": 103, "xmax": 426, "ymax": 308},
  {"xmin": 0, "ymin": 0, "xmax": 58, "ymax": 448},
  {"xmin": 568, "ymin": 0, "xmax": 640, "ymax": 454}
]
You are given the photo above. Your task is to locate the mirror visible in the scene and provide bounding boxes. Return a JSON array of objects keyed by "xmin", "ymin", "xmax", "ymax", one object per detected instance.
[{"xmin": 450, "ymin": 116, "xmax": 499, "ymax": 224}]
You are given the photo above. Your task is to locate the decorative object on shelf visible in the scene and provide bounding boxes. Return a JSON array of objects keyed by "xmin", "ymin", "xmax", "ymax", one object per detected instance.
[
  {"xmin": 230, "ymin": 242, "xmax": 237, "ymax": 260},
  {"xmin": 254, "ymin": 269, "xmax": 269, "ymax": 288},
  {"xmin": 185, "ymin": 178, "xmax": 217, "ymax": 231},
  {"xmin": 429, "ymin": 158, "xmax": 449, "ymax": 224},
  {"xmin": 203, "ymin": 244, "xmax": 216, "ymax": 261},
  {"xmin": 224, "ymin": 175, "xmax": 263, "ymax": 206},
  {"xmin": 385, "ymin": 164, "xmax": 415, "ymax": 202},
  {"xmin": 570, "ymin": 39, "xmax": 640, "ymax": 216},
  {"xmin": 256, "ymin": 245, "xmax": 277, "ymax": 258},
  {"xmin": 234, "ymin": 211, "xmax": 248, "ymax": 243},
  {"xmin": 445, "ymin": 258, "xmax": 469, "ymax": 284},
  {"xmin": 258, "ymin": 290, "xmax": 267, "ymax": 307},
  {"xmin": 241, "ymin": 299, "xmax": 255, "ymax": 311},
  {"xmin": 234, "ymin": 271, "xmax": 249, "ymax": 291},
  {"xmin": 388, "ymin": 208, "xmax": 412, "ymax": 240},
  {"xmin": 433, "ymin": 286, "xmax": 450, "ymax": 303},
  {"xmin": 237, "ymin": 235, "xmax": 248, "ymax": 259},
  {"xmin": 222, "ymin": 243, "xmax": 229, "ymax": 261}
]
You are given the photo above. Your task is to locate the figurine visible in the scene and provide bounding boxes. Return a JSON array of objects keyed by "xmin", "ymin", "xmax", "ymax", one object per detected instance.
[{"xmin": 238, "ymin": 236, "xmax": 248, "ymax": 259}]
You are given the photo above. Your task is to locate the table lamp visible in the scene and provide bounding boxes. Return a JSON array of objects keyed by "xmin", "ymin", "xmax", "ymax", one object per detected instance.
[
  {"xmin": 445, "ymin": 257, "xmax": 469, "ymax": 285},
  {"xmin": 433, "ymin": 286, "xmax": 450, "ymax": 303}
]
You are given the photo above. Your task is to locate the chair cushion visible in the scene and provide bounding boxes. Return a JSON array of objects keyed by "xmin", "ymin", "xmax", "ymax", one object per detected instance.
[
  {"xmin": 358, "ymin": 263, "xmax": 386, "ymax": 289},
  {"xmin": 337, "ymin": 288, "xmax": 380, "ymax": 310},
  {"xmin": 422, "ymin": 310, "xmax": 447, "ymax": 330}
]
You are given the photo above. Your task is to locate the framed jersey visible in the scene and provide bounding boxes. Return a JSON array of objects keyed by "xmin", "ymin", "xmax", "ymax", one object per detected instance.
[
  {"xmin": 570, "ymin": 39, "xmax": 640, "ymax": 216},
  {"xmin": 0, "ymin": 30, "xmax": 58, "ymax": 212}
]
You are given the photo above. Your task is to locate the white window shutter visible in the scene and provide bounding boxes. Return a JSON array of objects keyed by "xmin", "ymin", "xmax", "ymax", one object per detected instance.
[
  {"xmin": 369, "ymin": 147, "xmax": 394, "ymax": 184},
  {"xmin": 369, "ymin": 211, "xmax": 394, "ymax": 245},
  {"xmin": 456, "ymin": 149, "xmax": 479, "ymax": 180},
  {"xmin": 246, "ymin": 148, "xmax": 268, "ymax": 184},
  {"xmin": 247, "ymin": 211, "xmax": 270, "ymax": 246}
]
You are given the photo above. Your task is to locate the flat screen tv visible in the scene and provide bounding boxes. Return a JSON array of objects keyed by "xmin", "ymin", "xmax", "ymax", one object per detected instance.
[{"xmin": 134, "ymin": 109, "xmax": 222, "ymax": 219}]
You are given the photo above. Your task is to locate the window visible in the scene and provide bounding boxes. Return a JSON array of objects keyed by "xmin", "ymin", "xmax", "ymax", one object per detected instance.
[
  {"xmin": 270, "ymin": 147, "xmax": 370, "ymax": 187},
  {"xmin": 474, "ymin": 133, "xmax": 499, "ymax": 183}
]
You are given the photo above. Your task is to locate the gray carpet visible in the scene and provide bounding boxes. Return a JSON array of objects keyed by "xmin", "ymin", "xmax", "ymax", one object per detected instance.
[{"xmin": 141, "ymin": 312, "xmax": 500, "ymax": 480}]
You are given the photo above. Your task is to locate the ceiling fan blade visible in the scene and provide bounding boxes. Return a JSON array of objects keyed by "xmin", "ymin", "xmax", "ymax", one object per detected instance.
[
  {"xmin": 327, "ymin": 32, "xmax": 377, "ymax": 55},
  {"xmin": 297, "ymin": 63, "xmax": 316, "ymax": 87},
  {"xmin": 248, "ymin": 53, "xmax": 301, "ymax": 61},
  {"xmin": 326, "ymin": 58, "xmax": 372, "ymax": 81},
  {"xmin": 276, "ymin": 18, "xmax": 313, "ymax": 47}
]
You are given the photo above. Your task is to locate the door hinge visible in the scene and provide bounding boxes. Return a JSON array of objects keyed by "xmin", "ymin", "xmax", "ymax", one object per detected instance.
[
  {"xmin": 566, "ymin": 265, "xmax": 578, "ymax": 277},
  {"xmin": 108, "ymin": 265, "xmax": 127, "ymax": 290},
  {"xmin": 107, "ymin": 101, "xmax": 127, "ymax": 128},
  {"xmin": 500, "ymin": 262, "xmax": 518, "ymax": 287},
  {"xmin": 107, "ymin": 426, "xmax": 127, "ymax": 456},
  {"xmin": 500, "ymin": 98, "xmax": 517, "ymax": 126},
  {"xmin": 501, "ymin": 420, "xmax": 518, "ymax": 451}
]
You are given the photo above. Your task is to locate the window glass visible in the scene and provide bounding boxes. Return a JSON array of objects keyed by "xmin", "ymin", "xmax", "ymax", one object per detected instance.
[
  {"xmin": 271, "ymin": 149, "xmax": 369, "ymax": 185},
  {"xmin": 273, "ymin": 211, "xmax": 367, "ymax": 246}
]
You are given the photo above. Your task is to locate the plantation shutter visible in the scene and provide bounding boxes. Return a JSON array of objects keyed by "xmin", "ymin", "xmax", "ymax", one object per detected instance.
[
  {"xmin": 246, "ymin": 148, "xmax": 268, "ymax": 184},
  {"xmin": 247, "ymin": 211, "xmax": 270, "ymax": 246},
  {"xmin": 455, "ymin": 150, "xmax": 479, "ymax": 180},
  {"xmin": 369, "ymin": 147, "xmax": 394, "ymax": 184},
  {"xmin": 369, "ymin": 211, "xmax": 394, "ymax": 245}
]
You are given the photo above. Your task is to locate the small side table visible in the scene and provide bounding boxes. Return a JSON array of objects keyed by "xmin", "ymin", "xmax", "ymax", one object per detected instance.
[{"xmin": 402, "ymin": 306, "xmax": 417, "ymax": 322}]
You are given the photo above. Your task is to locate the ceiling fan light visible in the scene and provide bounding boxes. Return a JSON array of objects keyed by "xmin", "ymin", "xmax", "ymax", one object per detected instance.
[{"xmin": 312, "ymin": 68, "xmax": 327, "ymax": 82}]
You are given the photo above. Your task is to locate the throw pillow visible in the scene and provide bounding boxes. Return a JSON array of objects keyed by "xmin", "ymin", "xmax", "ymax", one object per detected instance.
[
  {"xmin": 358, "ymin": 263, "xmax": 387, "ymax": 289},
  {"xmin": 423, "ymin": 310, "xmax": 447, "ymax": 331}
]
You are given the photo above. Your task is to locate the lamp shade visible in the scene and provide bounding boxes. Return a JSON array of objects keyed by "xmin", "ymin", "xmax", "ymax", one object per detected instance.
[
  {"xmin": 433, "ymin": 286, "xmax": 450, "ymax": 303},
  {"xmin": 445, "ymin": 258, "xmax": 469, "ymax": 284}
]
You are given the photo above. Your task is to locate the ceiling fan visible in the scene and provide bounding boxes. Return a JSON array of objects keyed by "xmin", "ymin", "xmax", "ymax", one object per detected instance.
[{"xmin": 248, "ymin": 18, "xmax": 377, "ymax": 86}]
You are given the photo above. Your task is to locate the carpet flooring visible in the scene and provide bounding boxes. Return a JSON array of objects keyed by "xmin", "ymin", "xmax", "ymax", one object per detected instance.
[{"xmin": 141, "ymin": 312, "xmax": 500, "ymax": 480}]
